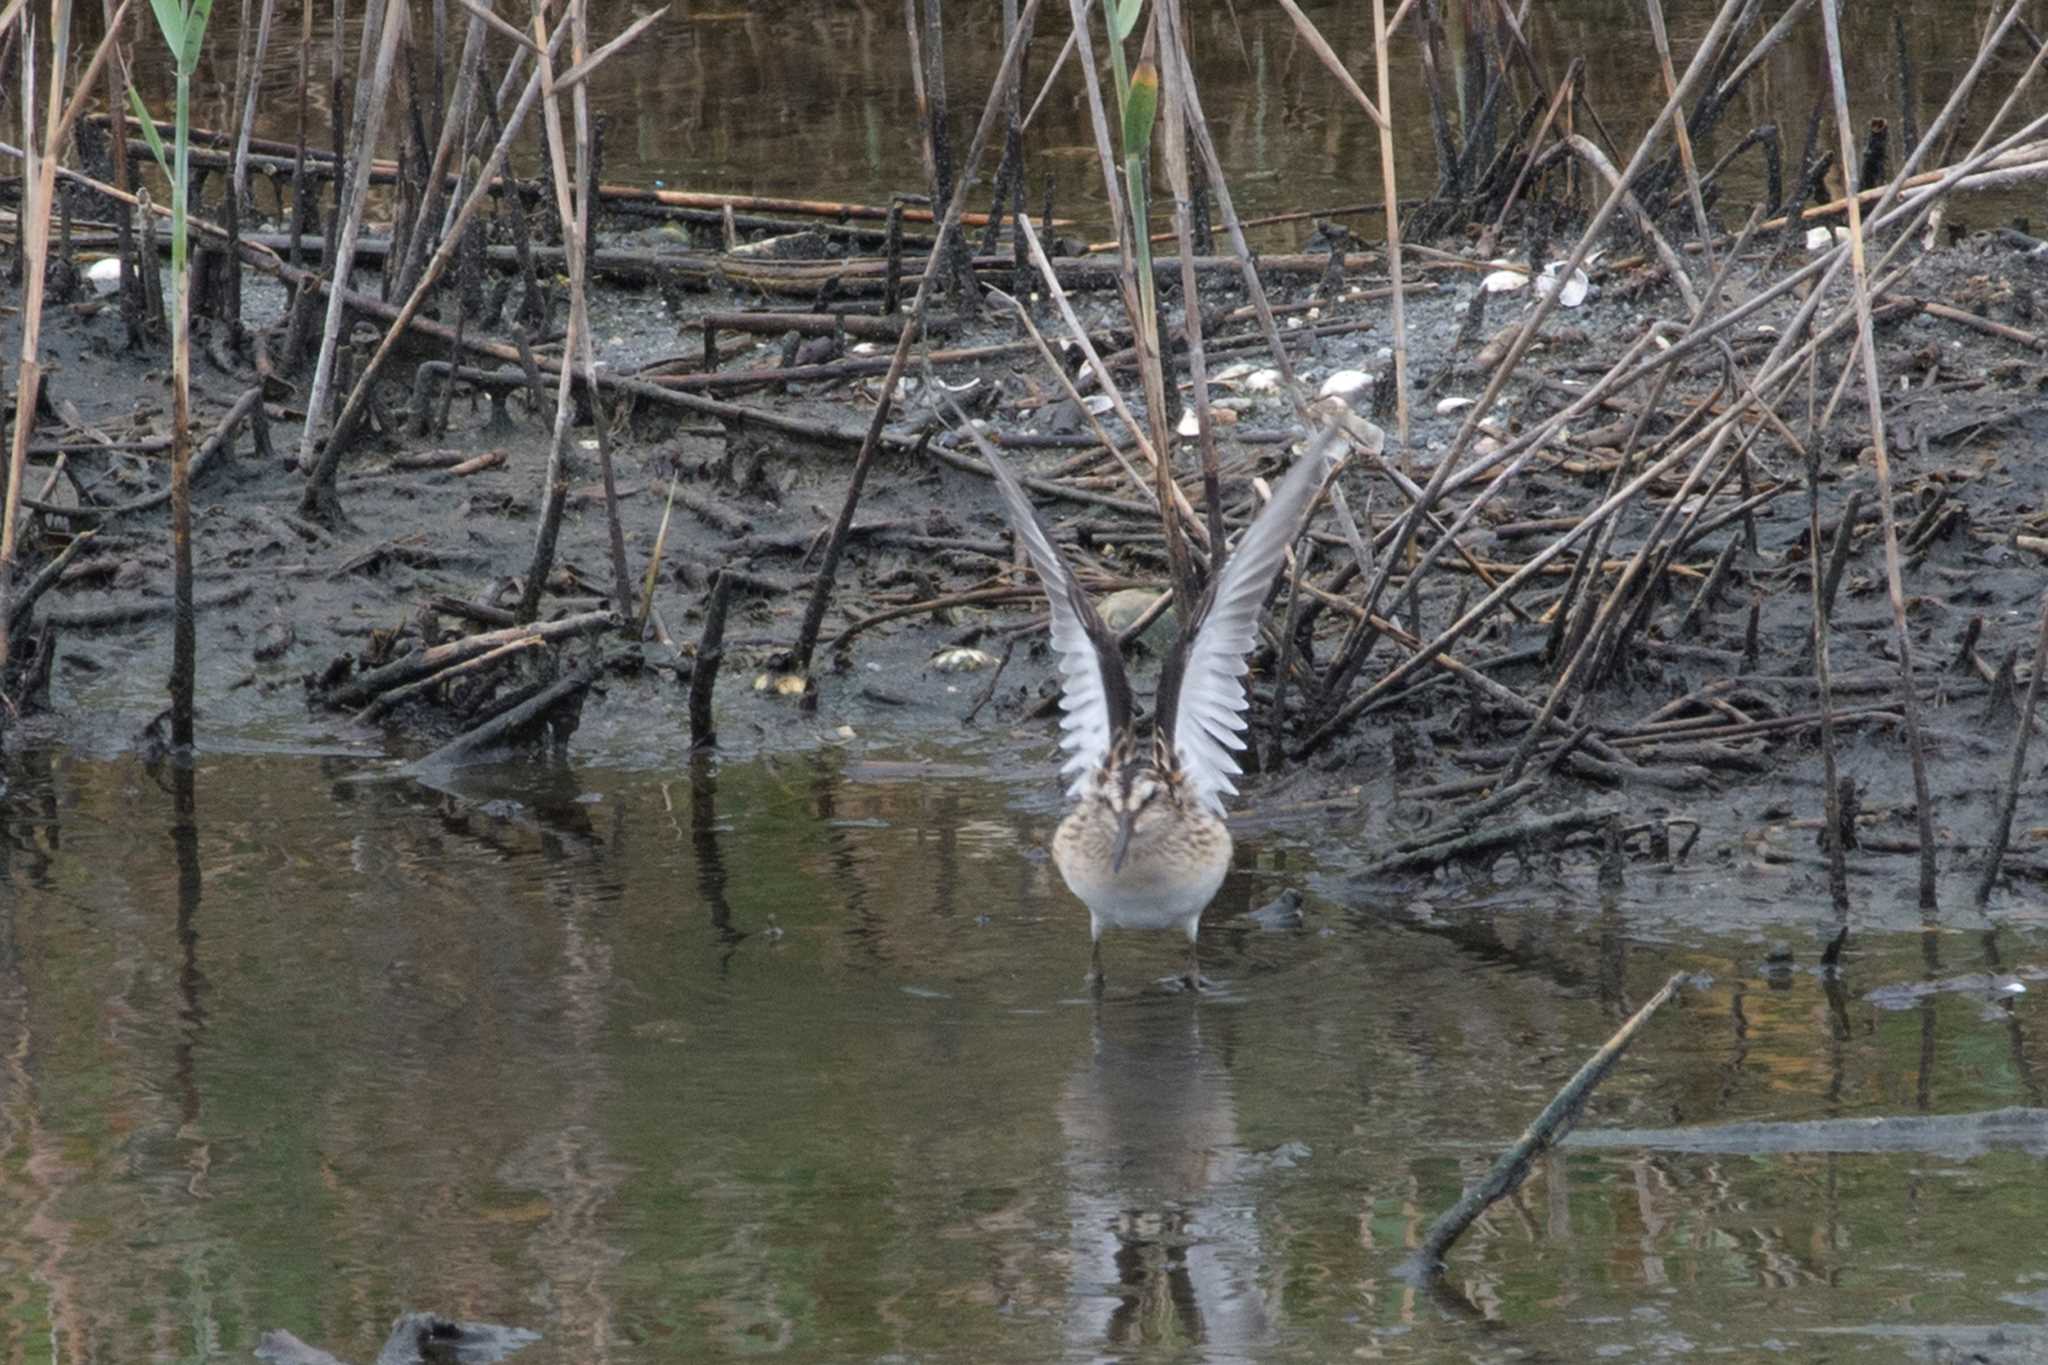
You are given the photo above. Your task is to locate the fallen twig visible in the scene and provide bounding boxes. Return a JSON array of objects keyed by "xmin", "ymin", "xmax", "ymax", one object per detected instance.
[{"xmin": 1398, "ymin": 971, "xmax": 1688, "ymax": 1281}]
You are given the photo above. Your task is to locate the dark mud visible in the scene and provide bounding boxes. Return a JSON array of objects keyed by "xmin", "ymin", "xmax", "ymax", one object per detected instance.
[{"xmin": 7, "ymin": 218, "xmax": 2048, "ymax": 914}]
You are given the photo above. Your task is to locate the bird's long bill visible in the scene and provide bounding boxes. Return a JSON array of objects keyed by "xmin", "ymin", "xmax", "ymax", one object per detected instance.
[{"xmin": 1110, "ymin": 806, "xmax": 1137, "ymax": 874}]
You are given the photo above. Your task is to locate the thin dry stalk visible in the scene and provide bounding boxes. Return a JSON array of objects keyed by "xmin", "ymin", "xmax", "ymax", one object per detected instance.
[
  {"xmin": 1, "ymin": 3, "xmax": 62, "ymax": 687},
  {"xmin": 1156, "ymin": 0, "xmax": 1223, "ymax": 560},
  {"xmin": 565, "ymin": 0, "xmax": 630, "ymax": 618},
  {"xmin": 225, "ymin": 0, "xmax": 279, "ymax": 335},
  {"xmin": 1807, "ymin": 381, "xmax": 1849, "ymax": 920},
  {"xmin": 1275, "ymin": 0, "xmax": 1390, "ymax": 131},
  {"xmin": 515, "ymin": 0, "xmax": 629, "ymax": 622},
  {"xmin": 1820, "ymin": 0, "xmax": 1937, "ymax": 911},
  {"xmin": 1012, "ymin": 213, "xmax": 1206, "ymax": 543},
  {"xmin": 1476, "ymin": 56, "xmax": 1579, "ymax": 257},
  {"xmin": 1355, "ymin": 0, "xmax": 1749, "ymax": 654},
  {"xmin": 1643, "ymin": 0, "xmax": 1718, "ymax": 280},
  {"xmin": 985, "ymin": 285, "xmax": 1158, "ymax": 519},
  {"xmin": 1372, "ymin": 0, "xmax": 1412, "ymax": 474},
  {"xmin": 393, "ymin": 11, "xmax": 487, "ymax": 299},
  {"xmin": 1297, "ymin": 0, "xmax": 2034, "ymax": 761}
]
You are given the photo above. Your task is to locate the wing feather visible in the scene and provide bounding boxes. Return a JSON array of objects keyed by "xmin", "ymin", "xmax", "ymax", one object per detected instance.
[
  {"xmin": 1165, "ymin": 430, "xmax": 1346, "ymax": 814},
  {"xmin": 975, "ymin": 439, "xmax": 1133, "ymax": 796}
]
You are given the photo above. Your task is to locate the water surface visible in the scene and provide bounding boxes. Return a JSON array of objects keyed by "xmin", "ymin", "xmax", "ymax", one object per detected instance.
[
  {"xmin": 4, "ymin": 742, "xmax": 2047, "ymax": 1361},
  {"xmin": 148, "ymin": 0, "xmax": 2037, "ymax": 240}
]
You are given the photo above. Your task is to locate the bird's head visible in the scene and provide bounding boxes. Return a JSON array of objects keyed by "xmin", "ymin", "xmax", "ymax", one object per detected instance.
[{"xmin": 1101, "ymin": 731, "xmax": 1183, "ymax": 873}]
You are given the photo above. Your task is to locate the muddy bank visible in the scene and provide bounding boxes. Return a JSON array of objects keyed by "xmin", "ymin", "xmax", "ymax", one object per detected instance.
[{"xmin": 5, "ymin": 209, "xmax": 2048, "ymax": 921}]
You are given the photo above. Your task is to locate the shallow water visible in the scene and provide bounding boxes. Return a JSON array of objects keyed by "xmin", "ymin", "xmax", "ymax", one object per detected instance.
[
  {"xmin": 138, "ymin": 0, "xmax": 2040, "ymax": 242},
  {"xmin": 5, "ymin": 741, "xmax": 2048, "ymax": 1361},
  {"xmin": 585, "ymin": 0, "xmax": 2013, "ymax": 232}
]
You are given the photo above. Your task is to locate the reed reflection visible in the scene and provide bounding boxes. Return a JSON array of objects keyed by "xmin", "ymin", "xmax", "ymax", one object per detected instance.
[{"xmin": 1057, "ymin": 998, "xmax": 1271, "ymax": 1357}]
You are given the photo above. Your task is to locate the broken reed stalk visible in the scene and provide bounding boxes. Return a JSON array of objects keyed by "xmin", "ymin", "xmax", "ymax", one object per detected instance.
[
  {"xmin": 1807, "ymin": 394, "xmax": 1850, "ymax": 920},
  {"xmin": 515, "ymin": 0, "xmax": 634, "ymax": 624},
  {"xmin": 0, "ymin": 0, "xmax": 66, "ymax": 690},
  {"xmin": 1305, "ymin": 8, "xmax": 2041, "ymax": 758},
  {"xmin": 1, "ymin": 4, "xmax": 132, "ymax": 696},
  {"xmin": 322, "ymin": 0, "xmax": 346, "ymax": 277},
  {"xmin": 331, "ymin": 610, "xmax": 615, "ymax": 709},
  {"xmin": 688, "ymin": 570, "xmax": 733, "ymax": 749},
  {"xmin": 1334, "ymin": 0, "xmax": 1750, "ymax": 703},
  {"xmin": 1819, "ymin": 0, "xmax": 1937, "ymax": 912},
  {"xmin": 1010, "ymin": 215, "xmax": 1175, "ymax": 521},
  {"xmin": 1643, "ymin": 0, "xmax": 1719, "ymax": 282},
  {"xmin": 575, "ymin": 15, "xmax": 634, "ymax": 623},
  {"xmin": 515, "ymin": 0, "xmax": 587, "ymax": 623},
  {"xmin": 225, "ymin": 0, "xmax": 279, "ymax": 340},
  {"xmin": 1506, "ymin": 216, "xmax": 1767, "ymax": 778},
  {"xmin": 1976, "ymin": 594, "xmax": 2048, "ymax": 904},
  {"xmin": 301, "ymin": 7, "xmax": 658, "ymax": 516},
  {"xmin": 410, "ymin": 664, "xmax": 597, "ymax": 769},
  {"xmin": 790, "ymin": 0, "xmax": 1045, "ymax": 676},
  {"xmin": 638, "ymin": 476, "xmax": 679, "ymax": 631},
  {"xmin": 294, "ymin": 0, "xmax": 407, "ymax": 481},
  {"xmin": 392, "ymin": 10, "xmax": 488, "ymax": 301},
  {"xmin": 1400, "ymin": 971, "xmax": 1687, "ymax": 1281},
  {"xmin": 984, "ymin": 281, "xmax": 1163, "ymax": 522},
  {"xmin": 101, "ymin": 0, "xmax": 143, "ymax": 346}
]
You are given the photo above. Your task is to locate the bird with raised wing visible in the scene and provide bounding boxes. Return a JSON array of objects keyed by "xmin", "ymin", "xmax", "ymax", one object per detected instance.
[{"xmin": 977, "ymin": 429, "xmax": 1346, "ymax": 990}]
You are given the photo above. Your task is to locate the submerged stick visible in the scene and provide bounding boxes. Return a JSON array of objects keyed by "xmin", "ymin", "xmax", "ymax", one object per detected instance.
[
  {"xmin": 410, "ymin": 664, "xmax": 597, "ymax": 769},
  {"xmin": 1399, "ymin": 971, "xmax": 1687, "ymax": 1281}
]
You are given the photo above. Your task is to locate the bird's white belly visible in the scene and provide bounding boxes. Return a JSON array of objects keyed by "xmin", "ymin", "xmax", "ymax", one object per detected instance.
[{"xmin": 1053, "ymin": 808, "xmax": 1232, "ymax": 934}]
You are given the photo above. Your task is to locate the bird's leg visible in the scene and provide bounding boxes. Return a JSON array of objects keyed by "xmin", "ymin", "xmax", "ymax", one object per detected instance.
[
  {"xmin": 1088, "ymin": 937, "xmax": 1105, "ymax": 995},
  {"xmin": 1183, "ymin": 938, "xmax": 1205, "ymax": 993}
]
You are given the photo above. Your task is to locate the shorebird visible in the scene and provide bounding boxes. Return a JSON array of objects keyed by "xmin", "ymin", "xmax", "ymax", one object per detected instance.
[{"xmin": 978, "ymin": 429, "xmax": 1345, "ymax": 990}]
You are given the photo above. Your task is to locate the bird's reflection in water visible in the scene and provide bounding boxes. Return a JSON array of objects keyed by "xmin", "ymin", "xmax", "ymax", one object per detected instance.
[{"xmin": 1057, "ymin": 997, "xmax": 1270, "ymax": 1357}]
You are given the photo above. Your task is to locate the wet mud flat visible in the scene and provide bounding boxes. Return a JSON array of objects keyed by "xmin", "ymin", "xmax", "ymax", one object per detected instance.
[{"xmin": 6, "ymin": 206, "xmax": 2048, "ymax": 917}]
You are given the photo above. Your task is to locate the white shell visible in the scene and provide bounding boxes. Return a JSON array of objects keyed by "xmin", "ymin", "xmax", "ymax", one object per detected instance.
[
  {"xmin": 1437, "ymin": 396, "xmax": 1477, "ymax": 415},
  {"xmin": 1243, "ymin": 368, "xmax": 1283, "ymax": 393},
  {"xmin": 1537, "ymin": 261, "xmax": 1591, "ymax": 307},
  {"xmin": 1082, "ymin": 393, "xmax": 1115, "ymax": 416},
  {"xmin": 931, "ymin": 646, "xmax": 995, "ymax": 673},
  {"xmin": 1318, "ymin": 369, "xmax": 1373, "ymax": 401},
  {"xmin": 1482, "ymin": 267, "xmax": 1532, "ymax": 294},
  {"xmin": 1806, "ymin": 225, "xmax": 1850, "ymax": 252},
  {"xmin": 86, "ymin": 257, "xmax": 124, "ymax": 294},
  {"xmin": 1177, "ymin": 408, "xmax": 1202, "ymax": 438}
]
